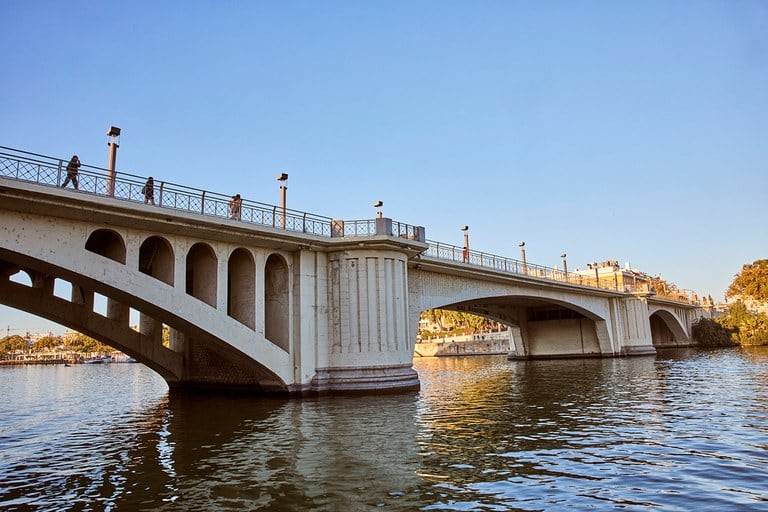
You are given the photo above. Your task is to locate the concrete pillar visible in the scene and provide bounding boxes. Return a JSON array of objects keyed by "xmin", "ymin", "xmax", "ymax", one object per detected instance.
[
  {"xmin": 618, "ymin": 296, "xmax": 655, "ymax": 356},
  {"xmin": 107, "ymin": 297, "xmax": 129, "ymax": 326},
  {"xmin": 139, "ymin": 312, "xmax": 162, "ymax": 346},
  {"xmin": 292, "ymin": 249, "xmax": 326, "ymax": 388},
  {"xmin": 316, "ymin": 247, "xmax": 418, "ymax": 393}
]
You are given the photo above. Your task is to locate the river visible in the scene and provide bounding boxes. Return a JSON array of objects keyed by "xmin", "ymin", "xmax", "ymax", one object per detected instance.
[{"xmin": 1, "ymin": 348, "xmax": 767, "ymax": 511}]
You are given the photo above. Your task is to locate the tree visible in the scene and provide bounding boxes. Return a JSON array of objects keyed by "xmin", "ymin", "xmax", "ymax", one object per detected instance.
[
  {"xmin": 691, "ymin": 317, "xmax": 736, "ymax": 347},
  {"xmin": 33, "ymin": 335, "xmax": 62, "ymax": 351},
  {"xmin": 727, "ymin": 259, "xmax": 768, "ymax": 302},
  {"xmin": 0, "ymin": 335, "xmax": 29, "ymax": 354},
  {"xmin": 716, "ymin": 302, "xmax": 768, "ymax": 346},
  {"xmin": 64, "ymin": 333, "xmax": 112, "ymax": 353}
]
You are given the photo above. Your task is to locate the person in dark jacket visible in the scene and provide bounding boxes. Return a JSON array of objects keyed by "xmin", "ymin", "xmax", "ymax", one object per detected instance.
[
  {"xmin": 61, "ymin": 155, "xmax": 80, "ymax": 189},
  {"xmin": 142, "ymin": 177, "xmax": 155, "ymax": 205}
]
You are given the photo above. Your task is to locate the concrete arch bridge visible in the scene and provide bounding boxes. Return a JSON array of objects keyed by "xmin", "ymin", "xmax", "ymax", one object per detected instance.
[{"xmin": 0, "ymin": 148, "xmax": 704, "ymax": 394}]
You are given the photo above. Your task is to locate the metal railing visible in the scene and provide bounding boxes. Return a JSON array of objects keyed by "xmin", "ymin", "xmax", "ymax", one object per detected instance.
[
  {"xmin": 338, "ymin": 219, "xmax": 424, "ymax": 241},
  {"xmin": 0, "ymin": 146, "xmax": 335, "ymax": 236},
  {"xmin": 424, "ymin": 240, "xmax": 697, "ymax": 304}
]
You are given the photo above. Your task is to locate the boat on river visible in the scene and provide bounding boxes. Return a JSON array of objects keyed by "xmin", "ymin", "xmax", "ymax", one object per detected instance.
[{"xmin": 83, "ymin": 356, "xmax": 112, "ymax": 364}]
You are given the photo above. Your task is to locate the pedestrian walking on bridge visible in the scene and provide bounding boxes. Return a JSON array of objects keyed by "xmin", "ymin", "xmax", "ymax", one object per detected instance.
[{"xmin": 61, "ymin": 155, "xmax": 80, "ymax": 189}]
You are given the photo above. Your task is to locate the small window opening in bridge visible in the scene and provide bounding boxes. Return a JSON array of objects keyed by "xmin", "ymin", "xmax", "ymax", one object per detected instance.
[
  {"xmin": 53, "ymin": 279, "xmax": 72, "ymax": 301},
  {"xmin": 129, "ymin": 308, "xmax": 140, "ymax": 331},
  {"xmin": 93, "ymin": 293, "xmax": 108, "ymax": 317},
  {"xmin": 9, "ymin": 270, "xmax": 32, "ymax": 286}
]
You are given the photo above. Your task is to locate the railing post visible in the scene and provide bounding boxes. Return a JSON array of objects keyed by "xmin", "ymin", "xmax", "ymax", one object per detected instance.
[
  {"xmin": 201, "ymin": 191, "xmax": 206, "ymax": 214},
  {"xmin": 272, "ymin": 206, "xmax": 277, "ymax": 227},
  {"xmin": 56, "ymin": 160, "xmax": 62, "ymax": 186},
  {"xmin": 159, "ymin": 182, "xmax": 164, "ymax": 207}
]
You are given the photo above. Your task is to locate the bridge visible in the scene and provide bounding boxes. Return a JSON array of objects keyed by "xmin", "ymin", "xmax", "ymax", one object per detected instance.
[{"xmin": 0, "ymin": 147, "xmax": 705, "ymax": 394}]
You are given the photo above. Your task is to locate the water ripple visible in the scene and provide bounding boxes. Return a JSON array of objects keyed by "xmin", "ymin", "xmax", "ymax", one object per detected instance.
[{"xmin": 2, "ymin": 348, "xmax": 768, "ymax": 510}]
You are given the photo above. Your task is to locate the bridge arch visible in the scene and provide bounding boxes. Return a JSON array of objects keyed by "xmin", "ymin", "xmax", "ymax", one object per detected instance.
[
  {"xmin": 228, "ymin": 248, "xmax": 255, "ymax": 330},
  {"xmin": 139, "ymin": 236, "xmax": 174, "ymax": 285},
  {"xmin": 265, "ymin": 253, "xmax": 290, "ymax": 352},
  {"xmin": 186, "ymin": 242, "xmax": 217, "ymax": 307},
  {"xmin": 649, "ymin": 309, "xmax": 689, "ymax": 346},
  {"xmin": 85, "ymin": 229, "xmax": 126, "ymax": 264}
]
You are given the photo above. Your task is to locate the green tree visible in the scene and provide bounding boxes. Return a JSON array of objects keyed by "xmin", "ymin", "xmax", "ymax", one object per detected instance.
[
  {"xmin": 33, "ymin": 335, "xmax": 62, "ymax": 352},
  {"xmin": 716, "ymin": 302, "xmax": 768, "ymax": 346},
  {"xmin": 727, "ymin": 259, "xmax": 768, "ymax": 302},
  {"xmin": 0, "ymin": 335, "xmax": 29, "ymax": 354},
  {"xmin": 691, "ymin": 317, "xmax": 736, "ymax": 347},
  {"xmin": 64, "ymin": 333, "xmax": 112, "ymax": 353}
]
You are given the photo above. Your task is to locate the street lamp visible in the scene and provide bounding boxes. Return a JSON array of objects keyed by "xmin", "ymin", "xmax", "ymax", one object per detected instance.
[
  {"xmin": 461, "ymin": 225, "xmax": 469, "ymax": 263},
  {"xmin": 277, "ymin": 173, "xmax": 288, "ymax": 228},
  {"xmin": 519, "ymin": 242, "xmax": 527, "ymax": 274},
  {"xmin": 561, "ymin": 253, "xmax": 568, "ymax": 278},
  {"xmin": 373, "ymin": 200, "xmax": 383, "ymax": 218},
  {"xmin": 106, "ymin": 126, "xmax": 120, "ymax": 197}
]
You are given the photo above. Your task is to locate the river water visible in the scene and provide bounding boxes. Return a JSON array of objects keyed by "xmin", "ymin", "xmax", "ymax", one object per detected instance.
[{"xmin": 1, "ymin": 348, "xmax": 767, "ymax": 511}]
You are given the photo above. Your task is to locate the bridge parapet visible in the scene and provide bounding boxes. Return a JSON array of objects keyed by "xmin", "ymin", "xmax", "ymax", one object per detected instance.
[
  {"xmin": 1, "ymin": 146, "xmax": 428, "ymax": 244},
  {"xmin": 423, "ymin": 240, "xmax": 699, "ymax": 305}
]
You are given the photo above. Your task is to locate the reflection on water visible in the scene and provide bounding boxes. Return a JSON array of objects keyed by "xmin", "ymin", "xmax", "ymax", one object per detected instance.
[{"xmin": 1, "ymin": 348, "xmax": 768, "ymax": 511}]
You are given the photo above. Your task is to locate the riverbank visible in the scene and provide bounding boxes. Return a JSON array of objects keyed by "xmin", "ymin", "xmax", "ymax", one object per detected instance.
[{"xmin": 415, "ymin": 330, "xmax": 512, "ymax": 357}]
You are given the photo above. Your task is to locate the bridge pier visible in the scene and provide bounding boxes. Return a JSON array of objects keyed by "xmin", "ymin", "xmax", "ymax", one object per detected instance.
[{"xmin": 316, "ymin": 246, "xmax": 421, "ymax": 393}]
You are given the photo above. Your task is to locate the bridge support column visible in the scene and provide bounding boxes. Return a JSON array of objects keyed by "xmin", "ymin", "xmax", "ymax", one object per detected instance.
[
  {"xmin": 315, "ymin": 247, "xmax": 419, "ymax": 393},
  {"xmin": 107, "ymin": 298, "xmax": 130, "ymax": 327},
  {"xmin": 618, "ymin": 296, "xmax": 655, "ymax": 356},
  {"xmin": 508, "ymin": 325, "xmax": 526, "ymax": 358},
  {"xmin": 139, "ymin": 312, "xmax": 163, "ymax": 347}
]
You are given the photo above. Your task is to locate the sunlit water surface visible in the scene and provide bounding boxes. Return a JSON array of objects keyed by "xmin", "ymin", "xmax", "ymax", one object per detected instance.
[{"xmin": 1, "ymin": 348, "xmax": 767, "ymax": 511}]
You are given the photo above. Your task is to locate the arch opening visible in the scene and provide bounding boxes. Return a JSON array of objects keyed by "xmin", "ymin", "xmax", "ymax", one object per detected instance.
[
  {"xmin": 228, "ymin": 248, "xmax": 255, "ymax": 330},
  {"xmin": 186, "ymin": 243, "xmax": 217, "ymax": 307},
  {"xmin": 139, "ymin": 236, "xmax": 174, "ymax": 285},
  {"xmin": 265, "ymin": 253, "xmax": 289, "ymax": 352},
  {"xmin": 85, "ymin": 229, "xmax": 126, "ymax": 264},
  {"xmin": 650, "ymin": 310, "xmax": 688, "ymax": 347}
]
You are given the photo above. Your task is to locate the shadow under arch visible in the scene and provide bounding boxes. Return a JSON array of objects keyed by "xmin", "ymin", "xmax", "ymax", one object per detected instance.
[
  {"xmin": 139, "ymin": 236, "xmax": 174, "ymax": 285},
  {"xmin": 265, "ymin": 253, "xmax": 289, "ymax": 352},
  {"xmin": 429, "ymin": 294, "xmax": 609, "ymax": 358},
  {"xmin": 85, "ymin": 228, "xmax": 126, "ymax": 264},
  {"xmin": 650, "ymin": 310, "xmax": 689, "ymax": 346},
  {"xmin": 186, "ymin": 242, "xmax": 217, "ymax": 307},
  {"xmin": 228, "ymin": 248, "xmax": 255, "ymax": 329}
]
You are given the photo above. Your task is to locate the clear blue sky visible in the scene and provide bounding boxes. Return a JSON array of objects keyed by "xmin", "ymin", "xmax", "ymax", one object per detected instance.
[{"xmin": 1, "ymin": 1, "xmax": 766, "ymax": 334}]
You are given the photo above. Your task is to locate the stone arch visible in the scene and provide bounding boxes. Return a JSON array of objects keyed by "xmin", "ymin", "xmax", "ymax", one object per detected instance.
[
  {"xmin": 186, "ymin": 242, "xmax": 217, "ymax": 307},
  {"xmin": 228, "ymin": 248, "xmax": 255, "ymax": 329},
  {"xmin": 421, "ymin": 294, "xmax": 607, "ymax": 359},
  {"xmin": 85, "ymin": 229, "xmax": 125, "ymax": 264},
  {"xmin": 265, "ymin": 253, "xmax": 289, "ymax": 352},
  {"xmin": 649, "ymin": 309, "xmax": 689, "ymax": 346},
  {"xmin": 139, "ymin": 236, "xmax": 174, "ymax": 285}
]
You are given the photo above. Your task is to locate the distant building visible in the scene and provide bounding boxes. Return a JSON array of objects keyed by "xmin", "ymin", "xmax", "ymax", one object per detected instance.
[{"xmin": 571, "ymin": 260, "xmax": 703, "ymax": 305}]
